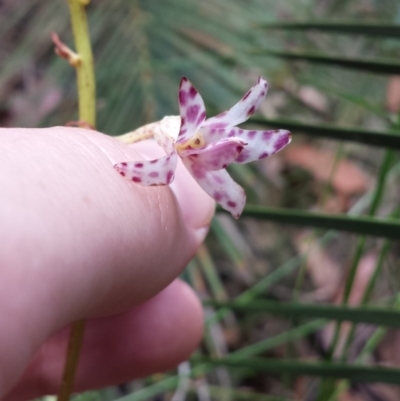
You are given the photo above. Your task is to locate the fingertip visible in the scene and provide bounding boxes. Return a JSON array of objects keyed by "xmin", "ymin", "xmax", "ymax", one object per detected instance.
[{"xmin": 4, "ymin": 280, "xmax": 204, "ymax": 399}]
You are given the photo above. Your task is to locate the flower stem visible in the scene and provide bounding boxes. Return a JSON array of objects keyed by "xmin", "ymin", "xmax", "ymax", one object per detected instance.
[
  {"xmin": 57, "ymin": 320, "xmax": 86, "ymax": 401},
  {"xmin": 115, "ymin": 121, "xmax": 160, "ymax": 144},
  {"xmin": 67, "ymin": 0, "xmax": 96, "ymax": 126},
  {"xmin": 57, "ymin": 1, "xmax": 95, "ymax": 400}
]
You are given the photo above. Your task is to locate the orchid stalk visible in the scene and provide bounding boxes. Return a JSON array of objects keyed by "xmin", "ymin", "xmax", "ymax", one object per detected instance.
[
  {"xmin": 53, "ymin": 1, "xmax": 95, "ymax": 400},
  {"xmin": 115, "ymin": 77, "xmax": 291, "ymax": 218}
]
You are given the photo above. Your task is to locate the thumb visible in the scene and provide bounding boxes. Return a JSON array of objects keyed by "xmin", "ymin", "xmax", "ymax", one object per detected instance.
[{"xmin": 0, "ymin": 126, "xmax": 214, "ymax": 393}]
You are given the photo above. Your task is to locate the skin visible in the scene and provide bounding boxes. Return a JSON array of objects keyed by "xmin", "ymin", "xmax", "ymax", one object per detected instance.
[{"xmin": 0, "ymin": 127, "xmax": 215, "ymax": 400}]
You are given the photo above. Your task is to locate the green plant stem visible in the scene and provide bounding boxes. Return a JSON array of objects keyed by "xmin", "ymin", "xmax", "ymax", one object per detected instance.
[
  {"xmin": 67, "ymin": 0, "xmax": 96, "ymax": 126},
  {"xmin": 58, "ymin": 1, "xmax": 96, "ymax": 400},
  {"xmin": 57, "ymin": 320, "xmax": 86, "ymax": 401},
  {"xmin": 360, "ymin": 211, "xmax": 400, "ymax": 304}
]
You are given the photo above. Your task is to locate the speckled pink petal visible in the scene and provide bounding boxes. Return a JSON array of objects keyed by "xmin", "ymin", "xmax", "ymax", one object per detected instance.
[
  {"xmin": 182, "ymin": 158, "xmax": 246, "ymax": 218},
  {"xmin": 231, "ymin": 128, "xmax": 291, "ymax": 164},
  {"xmin": 202, "ymin": 77, "xmax": 268, "ymax": 130},
  {"xmin": 177, "ymin": 77, "xmax": 206, "ymax": 144},
  {"xmin": 180, "ymin": 137, "xmax": 247, "ymax": 171},
  {"xmin": 114, "ymin": 151, "xmax": 178, "ymax": 186}
]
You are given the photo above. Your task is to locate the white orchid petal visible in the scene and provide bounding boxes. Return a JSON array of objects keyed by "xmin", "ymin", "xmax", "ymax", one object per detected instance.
[
  {"xmin": 114, "ymin": 150, "xmax": 177, "ymax": 185},
  {"xmin": 230, "ymin": 128, "xmax": 292, "ymax": 164},
  {"xmin": 177, "ymin": 77, "xmax": 207, "ymax": 144},
  {"xmin": 182, "ymin": 158, "xmax": 246, "ymax": 218},
  {"xmin": 181, "ymin": 137, "xmax": 247, "ymax": 171},
  {"xmin": 202, "ymin": 77, "xmax": 268, "ymax": 129}
]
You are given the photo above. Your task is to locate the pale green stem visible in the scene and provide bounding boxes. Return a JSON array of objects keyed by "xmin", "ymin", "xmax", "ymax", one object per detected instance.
[
  {"xmin": 57, "ymin": 320, "xmax": 86, "ymax": 401},
  {"xmin": 67, "ymin": 0, "xmax": 96, "ymax": 126},
  {"xmin": 115, "ymin": 121, "xmax": 160, "ymax": 144},
  {"xmin": 57, "ymin": 1, "xmax": 96, "ymax": 400}
]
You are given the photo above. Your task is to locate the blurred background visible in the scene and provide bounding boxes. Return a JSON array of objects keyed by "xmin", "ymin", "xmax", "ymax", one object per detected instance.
[{"xmin": 2, "ymin": 0, "xmax": 400, "ymax": 400}]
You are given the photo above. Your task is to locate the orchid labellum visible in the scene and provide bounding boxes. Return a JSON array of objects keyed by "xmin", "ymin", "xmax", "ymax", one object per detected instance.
[{"xmin": 114, "ymin": 77, "xmax": 291, "ymax": 218}]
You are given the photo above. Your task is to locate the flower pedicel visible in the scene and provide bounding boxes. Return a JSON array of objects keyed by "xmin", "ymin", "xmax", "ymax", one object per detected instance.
[{"xmin": 114, "ymin": 77, "xmax": 291, "ymax": 218}]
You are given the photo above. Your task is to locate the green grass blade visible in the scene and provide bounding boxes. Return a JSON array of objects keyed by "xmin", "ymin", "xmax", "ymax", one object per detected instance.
[
  {"xmin": 205, "ymin": 256, "xmax": 302, "ymax": 326},
  {"xmin": 260, "ymin": 22, "xmax": 400, "ymax": 38},
  {"xmin": 250, "ymin": 117, "xmax": 400, "ymax": 150},
  {"xmin": 231, "ymin": 320, "xmax": 327, "ymax": 358},
  {"xmin": 217, "ymin": 205, "xmax": 400, "ymax": 239},
  {"xmin": 196, "ymin": 245, "xmax": 230, "ymax": 301},
  {"xmin": 204, "ymin": 300, "xmax": 400, "ymax": 328},
  {"xmin": 199, "ymin": 385, "xmax": 293, "ymax": 401},
  {"xmin": 115, "ymin": 376, "xmax": 179, "ymax": 401},
  {"xmin": 255, "ymin": 49, "xmax": 400, "ymax": 75},
  {"xmin": 193, "ymin": 357, "xmax": 400, "ymax": 385}
]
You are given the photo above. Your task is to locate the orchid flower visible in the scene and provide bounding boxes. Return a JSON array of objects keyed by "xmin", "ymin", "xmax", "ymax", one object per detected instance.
[{"xmin": 114, "ymin": 77, "xmax": 291, "ymax": 218}]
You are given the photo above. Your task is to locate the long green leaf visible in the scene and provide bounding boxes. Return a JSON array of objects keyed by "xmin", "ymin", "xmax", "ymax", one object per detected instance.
[
  {"xmin": 260, "ymin": 22, "xmax": 400, "ymax": 38},
  {"xmin": 254, "ymin": 49, "xmax": 400, "ymax": 75},
  {"xmin": 193, "ymin": 357, "xmax": 400, "ymax": 385},
  {"xmin": 204, "ymin": 300, "xmax": 400, "ymax": 327},
  {"xmin": 199, "ymin": 385, "xmax": 293, "ymax": 401},
  {"xmin": 250, "ymin": 117, "xmax": 400, "ymax": 150},
  {"xmin": 116, "ymin": 376, "xmax": 179, "ymax": 401},
  {"xmin": 217, "ymin": 205, "xmax": 400, "ymax": 239}
]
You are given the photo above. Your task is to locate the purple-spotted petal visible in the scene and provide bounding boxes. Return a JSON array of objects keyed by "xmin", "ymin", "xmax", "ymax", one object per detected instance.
[
  {"xmin": 182, "ymin": 158, "xmax": 246, "ymax": 218},
  {"xmin": 202, "ymin": 77, "xmax": 268, "ymax": 130},
  {"xmin": 180, "ymin": 137, "xmax": 247, "ymax": 171},
  {"xmin": 114, "ymin": 151, "xmax": 178, "ymax": 186},
  {"xmin": 177, "ymin": 77, "xmax": 206, "ymax": 144},
  {"xmin": 230, "ymin": 128, "xmax": 291, "ymax": 164}
]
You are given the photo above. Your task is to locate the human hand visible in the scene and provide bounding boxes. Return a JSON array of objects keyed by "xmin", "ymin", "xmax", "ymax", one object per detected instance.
[{"xmin": 0, "ymin": 127, "xmax": 215, "ymax": 400}]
